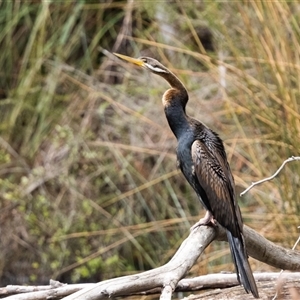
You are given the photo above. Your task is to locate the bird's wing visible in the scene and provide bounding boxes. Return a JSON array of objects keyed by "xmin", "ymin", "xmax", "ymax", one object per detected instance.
[{"xmin": 191, "ymin": 139, "xmax": 243, "ymax": 237}]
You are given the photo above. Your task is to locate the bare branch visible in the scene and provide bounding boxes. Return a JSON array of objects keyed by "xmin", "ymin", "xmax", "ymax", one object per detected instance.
[
  {"xmin": 292, "ymin": 228, "xmax": 300, "ymax": 251},
  {"xmin": 58, "ymin": 224, "xmax": 299, "ymax": 300},
  {"xmin": 62, "ymin": 226, "xmax": 216, "ymax": 300},
  {"xmin": 242, "ymin": 225, "xmax": 300, "ymax": 270},
  {"xmin": 2, "ymin": 223, "xmax": 299, "ymax": 300},
  {"xmin": 2, "ymin": 273, "xmax": 300, "ymax": 300},
  {"xmin": 185, "ymin": 274, "xmax": 300, "ymax": 300},
  {"xmin": 240, "ymin": 156, "xmax": 300, "ymax": 196},
  {"xmin": 1, "ymin": 221, "xmax": 299, "ymax": 300},
  {"xmin": 178, "ymin": 272, "xmax": 300, "ymax": 291},
  {"xmin": 160, "ymin": 285, "xmax": 173, "ymax": 300}
]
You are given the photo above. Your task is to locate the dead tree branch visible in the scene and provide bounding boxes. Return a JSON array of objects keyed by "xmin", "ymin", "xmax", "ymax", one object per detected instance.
[
  {"xmin": 2, "ymin": 273, "xmax": 300, "ymax": 300},
  {"xmin": 2, "ymin": 156, "xmax": 300, "ymax": 299},
  {"xmin": 1, "ymin": 224, "xmax": 300, "ymax": 300},
  {"xmin": 62, "ymin": 224, "xmax": 300, "ymax": 300},
  {"xmin": 240, "ymin": 156, "xmax": 300, "ymax": 196}
]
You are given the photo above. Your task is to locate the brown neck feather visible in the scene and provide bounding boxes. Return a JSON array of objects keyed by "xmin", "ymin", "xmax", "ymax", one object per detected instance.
[
  {"xmin": 159, "ymin": 71, "xmax": 188, "ymax": 109},
  {"xmin": 160, "ymin": 70, "xmax": 186, "ymax": 91}
]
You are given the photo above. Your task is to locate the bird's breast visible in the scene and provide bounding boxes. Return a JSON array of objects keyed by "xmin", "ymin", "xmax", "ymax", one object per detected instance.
[{"xmin": 176, "ymin": 135, "xmax": 195, "ymax": 179}]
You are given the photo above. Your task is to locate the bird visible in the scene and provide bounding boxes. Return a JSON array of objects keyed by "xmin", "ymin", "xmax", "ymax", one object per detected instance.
[{"xmin": 114, "ymin": 52, "xmax": 259, "ymax": 298}]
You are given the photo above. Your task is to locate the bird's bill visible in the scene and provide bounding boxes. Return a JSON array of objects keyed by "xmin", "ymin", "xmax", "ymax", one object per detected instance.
[{"xmin": 113, "ymin": 53, "xmax": 144, "ymax": 67}]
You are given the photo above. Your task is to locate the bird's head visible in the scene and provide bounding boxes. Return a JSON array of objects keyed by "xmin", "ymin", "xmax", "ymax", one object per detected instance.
[
  {"xmin": 114, "ymin": 53, "xmax": 169, "ymax": 75},
  {"xmin": 114, "ymin": 53, "xmax": 188, "ymax": 109}
]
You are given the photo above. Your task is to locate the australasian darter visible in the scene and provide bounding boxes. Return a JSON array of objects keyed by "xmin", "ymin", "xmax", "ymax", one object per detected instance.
[{"xmin": 114, "ymin": 53, "xmax": 259, "ymax": 298}]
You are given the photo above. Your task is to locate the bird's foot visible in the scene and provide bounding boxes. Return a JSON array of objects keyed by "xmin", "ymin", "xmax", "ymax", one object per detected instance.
[{"xmin": 190, "ymin": 211, "xmax": 216, "ymax": 231}]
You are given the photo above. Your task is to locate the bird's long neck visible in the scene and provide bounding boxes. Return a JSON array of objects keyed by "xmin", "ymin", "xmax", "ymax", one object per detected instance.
[
  {"xmin": 160, "ymin": 70, "xmax": 188, "ymax": 106},
  {"xmin": 164, "ymin": 98, "xmax": 190, "ymax": 139},
  {"xmin": 159, "ymin": 71, "xmax": 190, "ymax": 139}
]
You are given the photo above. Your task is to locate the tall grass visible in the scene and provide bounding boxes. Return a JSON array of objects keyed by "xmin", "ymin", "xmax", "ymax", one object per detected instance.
[{"xmin": 0, "ymin": 0, "xmax": 299, "ymax": 291}]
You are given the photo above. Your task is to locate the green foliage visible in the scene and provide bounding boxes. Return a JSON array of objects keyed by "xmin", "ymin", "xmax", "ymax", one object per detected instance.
[{"xmin": 0, "ymin": 0, "xmax": 299, "ymax": 288}]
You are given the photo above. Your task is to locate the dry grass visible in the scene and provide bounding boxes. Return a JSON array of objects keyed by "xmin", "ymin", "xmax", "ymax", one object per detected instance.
[{"xmin": 0, "ymin": 0, "xmax": 299, "ymax": 290}]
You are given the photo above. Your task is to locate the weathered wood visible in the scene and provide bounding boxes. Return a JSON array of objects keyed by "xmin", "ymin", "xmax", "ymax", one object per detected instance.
[
  {"xmin": 185, "ymin": 274, "xmax": 300, "ymax": 300},
  {"xmin": 2, "ymin": 223, "xmax": 299, "ymax": 300},
  {"xmin": 62, "ymin": 225, "xmax": 216, "ymax": 300}
]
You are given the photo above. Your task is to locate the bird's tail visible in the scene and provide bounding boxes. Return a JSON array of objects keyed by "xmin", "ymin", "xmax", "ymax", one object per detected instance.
[{"xmin": 226, "ymin": 230, "xmax": 259, "ymax": 298}]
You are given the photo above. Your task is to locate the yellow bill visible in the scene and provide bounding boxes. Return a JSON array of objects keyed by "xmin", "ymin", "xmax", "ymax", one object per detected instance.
[{"xmin": 113, "ymin": 53, "xmax": 144, "ymax": 67}]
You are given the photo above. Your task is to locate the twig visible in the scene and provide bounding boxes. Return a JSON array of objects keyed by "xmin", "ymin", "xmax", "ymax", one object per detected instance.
[
  {"xmin": 240, "ymin": 156, "xmax": 300, "ymax": 196},
  {"xmin": 292, "ymin": 227, "xmax": 300, "ymax": 251}
]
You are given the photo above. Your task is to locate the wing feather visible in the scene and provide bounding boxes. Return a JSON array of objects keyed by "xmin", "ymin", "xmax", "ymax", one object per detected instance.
[{"xmin": 191, "ymin": 139, "xmax": 243, "ymax": 237}]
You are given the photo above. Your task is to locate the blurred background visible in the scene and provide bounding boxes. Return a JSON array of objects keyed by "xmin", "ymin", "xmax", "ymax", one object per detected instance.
[{"xmin": 0, "ymin": 0, "xmax": 299, "ymax": 296}]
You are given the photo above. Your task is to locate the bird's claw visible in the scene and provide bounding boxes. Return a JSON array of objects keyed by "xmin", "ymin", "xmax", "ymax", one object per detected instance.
[{"xmin": 190, "ymin": 211, "xmax": 216, "ymax": 231}]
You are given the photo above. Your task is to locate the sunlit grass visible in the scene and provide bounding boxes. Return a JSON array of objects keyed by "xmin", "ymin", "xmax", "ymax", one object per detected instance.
[{"xmin": 0, "ymin": 0, "xmax": 299, "ymax": 290}]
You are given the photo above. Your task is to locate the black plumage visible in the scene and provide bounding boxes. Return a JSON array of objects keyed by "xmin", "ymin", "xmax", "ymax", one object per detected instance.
[{"xmin": 114, "ymin": 53, "xmax": 259, "ymax": 298}]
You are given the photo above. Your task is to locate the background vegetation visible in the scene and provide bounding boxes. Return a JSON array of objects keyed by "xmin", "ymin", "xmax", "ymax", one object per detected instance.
[{"xmin": 0, "ymin": 0, "xmax": 299, "ymax": 296}]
